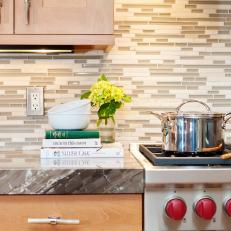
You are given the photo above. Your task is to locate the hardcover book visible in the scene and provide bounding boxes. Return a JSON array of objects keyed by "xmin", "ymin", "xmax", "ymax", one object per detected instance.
[
  {"xmin": 45, "ymin": 130, "xmax": 99, "ymax": 139},
  {"xmin": 40, "ymin": 146, "xmax": 124, "ymax": 158},
  {"xmin": 40, "ymin": 158, "xmax": 124, "ymax": 169},
  {"xmin": 42, "ymin": 138, "xmax": 101, "ymax": 148}
]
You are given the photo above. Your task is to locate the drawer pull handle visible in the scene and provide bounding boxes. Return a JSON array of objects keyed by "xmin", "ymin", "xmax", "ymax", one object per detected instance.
[
  {"xmin": 24, "ymin": 0, "xmax": 31, "ymax": 24},
  {"xmin": 28, "ymin": 217, "xmax": 80, "ymax": 225}
]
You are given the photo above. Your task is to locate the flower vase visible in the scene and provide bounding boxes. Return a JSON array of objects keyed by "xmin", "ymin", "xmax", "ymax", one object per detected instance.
[{"xmin": 99, "ymin": 118, "xmax": 115, "ymax": 143}]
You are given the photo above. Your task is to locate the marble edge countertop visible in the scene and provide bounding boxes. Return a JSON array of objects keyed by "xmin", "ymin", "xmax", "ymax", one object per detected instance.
[{"xmin": 0, "ymin": 150, "xmax": 144, "ymax": 195}]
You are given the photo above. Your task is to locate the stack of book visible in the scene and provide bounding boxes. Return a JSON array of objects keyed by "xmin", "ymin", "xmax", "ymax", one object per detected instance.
[{"xmin": 41, "ymin": 129, "xmax": 124, "ymax": 159}]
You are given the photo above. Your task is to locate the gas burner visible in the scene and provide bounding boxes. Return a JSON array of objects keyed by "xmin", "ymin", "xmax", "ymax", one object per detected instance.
[
  {"xmin": 131, "ymin": 143, "xmax": 231, "ymax": 231},
  {"xmin": 139, "ymin": 144, "xmax": 231, "ymax": 166}
]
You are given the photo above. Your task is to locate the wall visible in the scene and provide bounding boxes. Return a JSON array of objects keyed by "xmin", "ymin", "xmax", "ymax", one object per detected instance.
[{"xmin": 1, "ymin": 0, "xmax": 231, "ymax": 150}]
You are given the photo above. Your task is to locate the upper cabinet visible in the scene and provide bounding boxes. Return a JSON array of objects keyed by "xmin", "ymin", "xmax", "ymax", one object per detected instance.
[
  {"xmin": 15, "ymin": 0, "xmax": 113, "ymax": 35},
  {"xmin": 0, "ymin": 0, "xmax": 13, "ymax": 34},
  {"xmin": 0, "ymin": 0, "xmax": 114, "ymax": 45}
]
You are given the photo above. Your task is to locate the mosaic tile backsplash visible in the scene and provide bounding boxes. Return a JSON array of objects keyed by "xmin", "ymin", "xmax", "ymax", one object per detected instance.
[{"xmin": 1, "ymin": 0, "xmax": 231, "ymax": 150}]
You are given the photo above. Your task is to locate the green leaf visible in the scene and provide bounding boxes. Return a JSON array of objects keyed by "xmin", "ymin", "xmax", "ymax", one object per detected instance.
[
  {"xmin": 114, "ymin": 101, "xmax": 122, "ymax": 109},
  {"xmin": 98, "ymin": 101, "xmax": 117, "ymax": 119},
  {"xmin": 98, "ymin": 103, "xmax": 110, "ymax": 118},
  {"xmin": 97, "ymin": 74, "xmax": 108, "ymax": 82},
  {"xmin": 81, "ymin": 91, "xmax": 91, "ymax": 99}
]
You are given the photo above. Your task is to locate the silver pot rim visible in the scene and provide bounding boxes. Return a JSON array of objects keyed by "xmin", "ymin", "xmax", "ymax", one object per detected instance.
[{"xmin": 163, "ymin": 111, "xmax": 225, "ymax": 119}]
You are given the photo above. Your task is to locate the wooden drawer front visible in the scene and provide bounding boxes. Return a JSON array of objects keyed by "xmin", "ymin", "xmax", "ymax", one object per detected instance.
[
  {"xmin": 0, "ymin": 195, "xmax": 142, "ymax": 231},
  {"xmin": 15, "ymin": 0, "xmax": 114, "ymax": 35}
]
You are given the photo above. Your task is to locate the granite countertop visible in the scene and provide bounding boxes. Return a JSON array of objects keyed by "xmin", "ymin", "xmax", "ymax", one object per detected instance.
[{"xmin": 0, "ymin": 150, "xmax": 144, "ymax": 195}]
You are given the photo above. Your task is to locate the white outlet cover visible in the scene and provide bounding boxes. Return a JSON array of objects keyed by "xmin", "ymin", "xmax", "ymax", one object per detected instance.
[{"xmin": 26, "ymin": 87, "xmax": 44, "ymax": 116}]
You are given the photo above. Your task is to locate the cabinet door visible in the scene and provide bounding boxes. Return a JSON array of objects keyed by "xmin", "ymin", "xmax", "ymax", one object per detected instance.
[
  {"xmin": 0, "ymin": 0, "xmax": 13, "ymax": 34},
  {"xmin": 15, "ymin": 0, "xmax": 113, "ymax": 35}
]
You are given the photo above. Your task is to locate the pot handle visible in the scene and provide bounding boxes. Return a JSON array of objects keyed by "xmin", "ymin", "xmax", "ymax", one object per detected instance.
[
  {"xmin": 146, "ymin": 111, "xmax": 162, "ymax": 120},
  {"xmin": 222, "ymin": 112, "xmax": 231, "ymax": 129},
  {"xmin": 202, "ymin": 143, "xmax": 223, "ymax": 152},
  {"xmin": 176, "ymin": 99, "xmax": 211, "ymax": 114}
]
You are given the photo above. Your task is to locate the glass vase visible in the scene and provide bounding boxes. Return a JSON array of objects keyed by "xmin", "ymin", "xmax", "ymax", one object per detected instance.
[{"xmin": 99, "ymin": 118, "xmax": 115, "ymax": 143}]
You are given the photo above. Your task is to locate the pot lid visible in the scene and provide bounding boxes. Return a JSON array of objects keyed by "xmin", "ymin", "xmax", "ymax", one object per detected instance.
[
  {"xmin": 48, "ymin": 99, "xmax": 90, "ymax": 114},
  {"xmin": 165, "ymin": 111, "xmax": 224, "ymax": 118},
  {"xmin": 174, "ymin": 99, "xmax": 224, "ymax": 118}
]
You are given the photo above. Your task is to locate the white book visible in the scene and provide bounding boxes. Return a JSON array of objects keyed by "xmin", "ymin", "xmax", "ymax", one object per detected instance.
[
  {"xmin": 42, "ymin": 138, "xmax": 101, "ymax": 148},
  {"xmin": 40, "ymin": 158, "xmax": 124, "ymax": 169},
  {"xmin": 40, "ymin": 146, "xmax": 124, "ymax": 158}
]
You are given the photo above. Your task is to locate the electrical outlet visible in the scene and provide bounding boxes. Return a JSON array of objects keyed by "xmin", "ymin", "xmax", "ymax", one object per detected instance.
[{"xmin": 26, "ymin": 87, "xmax": 44, "ymax": 116}]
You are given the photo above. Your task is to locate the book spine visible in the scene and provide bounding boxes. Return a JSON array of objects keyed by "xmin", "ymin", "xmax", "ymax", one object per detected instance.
[
  {"xmin": 40, "ymin": 148, "xmax": 123, "ymax": 158},
  {"xmin": 45, "ymin": 130, "xmax": 99, "ymax": 139},
  {"xmin": 42, "ymin": 138, "xmax": 101, "ymax": 148}
]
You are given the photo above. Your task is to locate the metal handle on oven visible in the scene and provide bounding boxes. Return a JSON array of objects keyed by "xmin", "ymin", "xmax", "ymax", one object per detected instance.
[
  {"xmin": 28, "ymin": 217, "xmax": 80, "ymax": 225},
  {"xmin": 24, "ymin": 0, "xmax": 31, "ymax": 25}
]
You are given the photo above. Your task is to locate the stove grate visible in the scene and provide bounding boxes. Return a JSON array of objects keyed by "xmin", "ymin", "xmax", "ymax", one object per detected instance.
[{"xmin": 139, "ymin": 144, "xmax": 231, "ymax": 166}]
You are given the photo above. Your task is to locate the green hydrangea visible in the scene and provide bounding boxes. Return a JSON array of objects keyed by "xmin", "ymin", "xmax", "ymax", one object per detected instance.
[
  {"xmin": 89, "ymin": 80, "xmax": 125, "ymax": 107},
  {"xmin": 81, "ymin": 74, "xmax": 131, "ymax": 126}
]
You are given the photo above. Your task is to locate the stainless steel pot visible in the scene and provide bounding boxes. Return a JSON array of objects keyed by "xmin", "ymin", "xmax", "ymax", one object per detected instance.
[{"xmin": 151, "ymin": 100, "xmax": 231, "ymax": 155}]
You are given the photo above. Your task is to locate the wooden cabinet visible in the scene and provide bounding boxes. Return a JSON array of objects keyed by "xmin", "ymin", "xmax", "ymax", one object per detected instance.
[
  {"xmin": 0, "ymin": 0, "xmax": 114, "ymax": 45},
  {"xmin": 0, "ymin": 194, "xmax": 142, "ymax": 231},
  {"xmin": 0, "ymin": 0, "xmax": 13, "ymax": 34},
  {"xmin": 15, "ymin": 0, "xmax": 113, "ymax": 35}
]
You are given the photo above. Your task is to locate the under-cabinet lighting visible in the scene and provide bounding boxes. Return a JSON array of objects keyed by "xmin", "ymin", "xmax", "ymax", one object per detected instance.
[
  {"xmin": 0, "ymin": 49, "xmax": 73, "ymax": 53},
  {"xmin": 0, "ymin": 46, "xmax": 74, "ymax": 54}
]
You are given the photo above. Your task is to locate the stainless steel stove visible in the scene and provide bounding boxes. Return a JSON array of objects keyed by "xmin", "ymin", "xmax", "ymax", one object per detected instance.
[{"xmin": 130, "ymin": 143, "xmax": 231, "ymax": 231}]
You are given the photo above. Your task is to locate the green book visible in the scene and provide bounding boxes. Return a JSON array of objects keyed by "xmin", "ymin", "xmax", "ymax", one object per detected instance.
[{"xmin": 45, "ymin": 130, "xmax": 100, "ymax": 139}]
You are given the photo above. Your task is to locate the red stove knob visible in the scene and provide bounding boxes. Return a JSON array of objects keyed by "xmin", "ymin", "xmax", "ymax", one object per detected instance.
[
  {"xmin": 165, "ymin": 198, "xmax": 187, "ymax": 220},
  {"xmin": 224, "ymin": 199, "xmax": 231, "ymax": 217},
  {"xmin": 194, "ymin": 197, "xmax": 216, "ymax": 220}
]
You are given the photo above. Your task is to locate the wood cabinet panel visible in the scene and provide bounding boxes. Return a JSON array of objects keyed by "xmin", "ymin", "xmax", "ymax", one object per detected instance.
[
  {"xmin": 0, "ymin": 34, "xmax": 114, "ymax": 45},
  {"xmin": 0, "ymin": 194, "xmax": 142, "ymax": 231},
  {"xmin": 0, "ymin": 0, "xmax": 13, "ymax": 34},
  {"xmin": 15, "ymin": 0, "xmax": 114, "ymax": 35},
  {"xmin": 43, "ymin": 0, "xmax": 87, "ymax": 8}
]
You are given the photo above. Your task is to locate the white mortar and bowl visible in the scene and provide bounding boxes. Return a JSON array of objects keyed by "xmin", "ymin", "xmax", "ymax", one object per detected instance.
[{"xmin": 48, "ymin": 99, "xmax": 91, "ymax": 130}]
